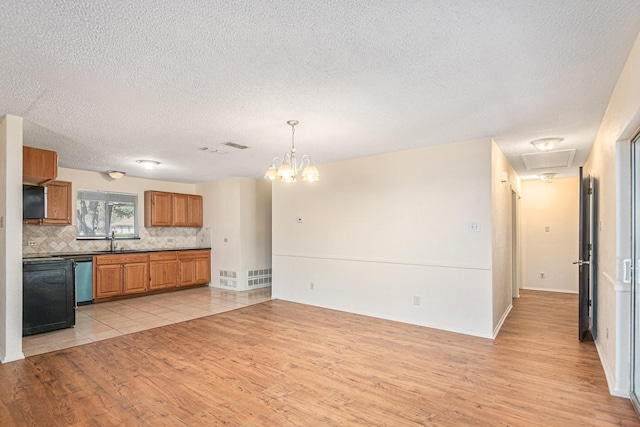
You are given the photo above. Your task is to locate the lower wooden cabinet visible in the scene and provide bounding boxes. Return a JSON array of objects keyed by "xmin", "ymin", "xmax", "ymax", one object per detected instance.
[
  {"xmin": 94, "ymin": 250, "xmax": 211, "ymax": 300},
  {"xmin": 123, "ymin": 262, "xmax": 149, "ymax": 295},
  {"xmin": 178, "ymin": 250, "xmax": 211, "ymax": 287},
  {"xmin": 93, "ymin": 253, "xmax": 149, "ymax": 299},
  {"xmin": 149, "ymin": 252, "xmax": 178, "ymax": 290},
  {"xmin": 94, "ymin": 263, "xmax": 123, "ymax": 298}
]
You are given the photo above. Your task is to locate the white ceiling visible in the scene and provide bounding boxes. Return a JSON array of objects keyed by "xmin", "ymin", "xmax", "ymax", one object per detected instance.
[{"xmin": 1, "ymin": 1, "xmax": 640, "ymax": 183}]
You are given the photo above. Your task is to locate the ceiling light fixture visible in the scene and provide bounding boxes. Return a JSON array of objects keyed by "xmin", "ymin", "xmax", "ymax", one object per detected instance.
[
  {"xmin": 539, "ymin": 172, "xmax": 557, "ymax": 183},
  {"xmin": 106, "ymin": 171, "xmax": 126, "ymax": 179},
  {"xmin": 136, "ymin": 160, "xmax": 160, "ymax": 170},
  {"xmin": 264, "ymin": 120, "xmax": 319, "ymax": 183},
  {"xmin": 531, "ymin": 137, "xmax": 563, "ymax": 152}
]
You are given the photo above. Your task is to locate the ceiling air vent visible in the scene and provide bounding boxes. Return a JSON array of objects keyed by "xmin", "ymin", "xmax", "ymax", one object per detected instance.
[
  {"xmin": 521, "ymin": 149, "xmax": 576, "ymax": 171},
  {"xmin": 199, "ymin": 147, "xmax": 228, "ymax": 155},
  {"xmin": 223, "ymin": 141, "xmax": 249, "ymax": 150}
]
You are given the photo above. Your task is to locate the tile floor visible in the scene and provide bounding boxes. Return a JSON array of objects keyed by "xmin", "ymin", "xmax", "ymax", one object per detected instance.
[{"xmin": 22, "ymin": 286, "xmax": 272, "ymax": 357}]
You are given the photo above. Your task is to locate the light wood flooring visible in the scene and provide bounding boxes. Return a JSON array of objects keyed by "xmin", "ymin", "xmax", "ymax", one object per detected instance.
[
  {"xmin": 1, "ymin": 290, "xmax": 638, "ymax": 426},
  {"xmin": 22, "ymin": 286, "xmax": 272, "ymax": 357}
]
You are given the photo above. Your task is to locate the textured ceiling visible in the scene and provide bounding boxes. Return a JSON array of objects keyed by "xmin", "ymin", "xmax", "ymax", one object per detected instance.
[{"xmin": 1, "ymin": 1, "xmax": 640, "ymax": 183}]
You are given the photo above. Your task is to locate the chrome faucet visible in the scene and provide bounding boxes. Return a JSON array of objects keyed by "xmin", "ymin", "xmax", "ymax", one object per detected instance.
[{"xmin": 108, "ymin": 230, "xmax": 117, "ymax": 252}]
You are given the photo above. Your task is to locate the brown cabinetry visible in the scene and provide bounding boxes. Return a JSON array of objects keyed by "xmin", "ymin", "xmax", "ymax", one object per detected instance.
[
  {"xmin": 44, "ymin": 180, "xmax": 72, "ymax": 225},
  {"xmin": 23, "ymin": 146, "xmax": 58, "ymax": 185},
  {"xmin": 144, "ymin": 191, "xmax": 172, "ymax": 227},
  {"xmin": 24, "ymin": 180, "xmax": 72, "ymax": 226},
  {"xmin": 187, "ymin": 195, "xmax": 203, "ymax": 227},
  {"xmin": 94, "ymin": 253, "xmax": 149, "ymax": 299},
  {"xmin": 171, "ymin": 194, "xmax": 203, "ymax": 227},
  {"xmin": 149, "ymin": 251, "xmax": 178, "ymax": 290},
  {"xmin": 144, "ymin": 191, "xmax": 203, "ymax": 227},
  {"xmin": 93, "ymin": 250, "xmax": 210, "ymax": 301},
  {"xmin": 177, "ymin": 250, "xmax": 211, "ymax": 287}
]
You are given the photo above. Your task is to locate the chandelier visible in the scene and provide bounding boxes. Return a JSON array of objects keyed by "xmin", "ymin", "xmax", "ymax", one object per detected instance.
[{"xmin": 264, "ymin": 120, "xmax": 319, "ymax": 183}]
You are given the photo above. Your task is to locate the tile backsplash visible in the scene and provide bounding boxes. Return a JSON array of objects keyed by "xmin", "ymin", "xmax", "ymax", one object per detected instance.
[{"xmin": 23, "ymin": 225, "xmax": 212, "ymax": 255}]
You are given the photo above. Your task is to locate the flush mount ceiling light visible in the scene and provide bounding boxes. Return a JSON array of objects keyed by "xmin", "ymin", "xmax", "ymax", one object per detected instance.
[
  {"xmin": 136, "ymin": 160, "xmax": 160, "ymax": 170},
  {"xmin": 539, "ymin": 172, "xmax": 557, "ymax": 183},
  {"xmin": 531, "ymin": 137, "xmax": 563, "ymax": 152},
  {"xmin": 106, "ymin": 171, "xmax": 126, "ymax": 179},
  {"xmin": 264, "ymin": 120, "xmax": 319, "ymax": 183}
]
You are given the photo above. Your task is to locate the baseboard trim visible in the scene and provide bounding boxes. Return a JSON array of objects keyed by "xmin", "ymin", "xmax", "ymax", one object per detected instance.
[
  {"xmin": 595, "ymin": 336, "xmax": 630, "ymax": 398},
  {"xmin": 521, "ymin": 286, "xmax": 578, "ymax": 294},
  {"xmin": 492, "ymin": 303, "xmax": 512, "ymax": 338}
]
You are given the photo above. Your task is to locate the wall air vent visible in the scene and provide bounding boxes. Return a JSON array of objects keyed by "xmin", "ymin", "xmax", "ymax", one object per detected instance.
[
  {"xmin": 223, "ymin": 141, "xmax": 249, "ymax": 150},
  {"xmin": 521, "ymin": 149, "xmax": 576, "ymax": 171},
  {"xmin": 247, "ymin": 268, "xmax": 272, "ymax": 287}
]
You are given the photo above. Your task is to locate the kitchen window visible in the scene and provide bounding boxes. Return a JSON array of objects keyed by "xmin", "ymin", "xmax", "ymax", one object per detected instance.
[{"xmin": 76, "ymin": 190, "xmax": 139, "ymax": 238}]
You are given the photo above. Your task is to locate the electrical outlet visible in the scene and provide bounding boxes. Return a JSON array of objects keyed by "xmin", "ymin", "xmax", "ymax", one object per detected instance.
[
  {"xmin": 469, "ymin": 222, "xmax": 480, "ymax": 232},
  {"xmin": 28, "ymin": 241, "xmax": 36, "ymax": 246},
  {"xmin": 413, "ymin": 296, "xmax": 420, "ymax": 305},
  {"xmin": 310, "ymin": 282, "xmax": 314, "ymax": 290},
  {"xmin": 539, "ymin": 272, "xmax": 545, "ymax": 279}
]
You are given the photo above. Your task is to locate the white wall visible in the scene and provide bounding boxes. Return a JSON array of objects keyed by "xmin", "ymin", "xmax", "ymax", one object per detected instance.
[
  {"xmin": 0, "ymin": 115, "xmax": 24, "ymax": 362},
  {"xmin": 491, "ymin": 140, "xmax": 518, "ymax": 333},
  {"xmin": 520, "ymin": 177, "xmax": 579, "ymax": 293},
  {"xmin": 584, "ymin": 30, "xmax": 640, "ymax": 397},
  {"xmin": 197, "ymin": 177, "xmax": 272, "ymax": 290},
  {"xmin": 238, "ymin": 178, "xmax": 272, "ymax": 282},
  {"xmin": 199, "ymin": 179, "xmax": 242, "ymax": 288},
  {"xmin": 272, "ymin": 138, "xmax": 498, "ymax": 338}
]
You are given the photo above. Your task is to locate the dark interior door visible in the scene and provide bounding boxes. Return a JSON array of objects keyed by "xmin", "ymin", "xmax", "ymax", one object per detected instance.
[{"xmin": 578, "ymin": 167, "xmax": 591, "ymax": 341}]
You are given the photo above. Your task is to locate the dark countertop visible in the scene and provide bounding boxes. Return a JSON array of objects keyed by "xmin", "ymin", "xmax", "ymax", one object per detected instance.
[{"xmin": 23, "ymin": 247, "xmax": 211, "ymax": 260}]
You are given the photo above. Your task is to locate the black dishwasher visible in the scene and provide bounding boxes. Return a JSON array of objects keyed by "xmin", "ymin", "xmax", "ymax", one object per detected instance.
[{"xmin": 23, "ymin": 258, "xmax": 75, "ymax": 336}]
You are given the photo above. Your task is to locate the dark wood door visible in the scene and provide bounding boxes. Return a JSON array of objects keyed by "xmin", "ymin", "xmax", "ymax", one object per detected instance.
[{"xmin": 577, "ymin": 167, "xmax": 591, "ymax": 341}]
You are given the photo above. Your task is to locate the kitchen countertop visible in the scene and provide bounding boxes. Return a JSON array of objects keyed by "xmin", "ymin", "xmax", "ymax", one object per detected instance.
[{"xmin": 23, "ymin": 247, "xmax": 212, "ymax": 259}]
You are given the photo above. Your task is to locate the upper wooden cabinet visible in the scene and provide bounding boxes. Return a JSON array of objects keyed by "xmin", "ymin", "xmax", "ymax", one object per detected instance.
[
  {"xmin": 172, "ymin": 193, "xmax": 203, "ymax": 227},
  {"xmin": 145, "ymin": 191, "xmax": 203, "ymax": 227},
  {"xmin": 187, "ymin": 195, "xmax": 203, "ymax": 227},
  {"xmin": 43, "ymin": 181, "xmax": 72, "ymax": 225},
  {"xmin": 144, "ymin": 191, "xmax": 172, "ymax": 227},
  {"xmin": 23, "ymin": 146, "xmax": 58, "ymax": 185},
  {"xmin": 24, "ymin": 180, "xmax": 72, "ymax": 226}
]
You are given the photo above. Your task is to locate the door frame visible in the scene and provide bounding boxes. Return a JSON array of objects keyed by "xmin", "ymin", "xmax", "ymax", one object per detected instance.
[
  {"xmin": 578, "ymin": 167, "xmax": 591, "ymax": 341},
  {"xmin": 511, "ymin": 189, "xmax": 519, "ymax": 299},
  {"xmin": 630, "ymin": 133, "xmax": 640, "ymax": 414}
]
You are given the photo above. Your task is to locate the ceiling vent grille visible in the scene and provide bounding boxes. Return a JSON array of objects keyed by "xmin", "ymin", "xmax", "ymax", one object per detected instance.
[
  {"xmin": 223, "ymin": 141, "xmax": 249, "ymax": 150},
  {"xmin": 521, "ymin": 149, "xmax": 576, "ymax": 171},
  {"xmin": 199, "ymin": 147, "xmax": 228, "ymax": 154}
]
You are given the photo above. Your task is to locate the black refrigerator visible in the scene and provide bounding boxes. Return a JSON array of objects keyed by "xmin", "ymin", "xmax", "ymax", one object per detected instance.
[{"xmin": 23, "ymin": 258, "xmax": 75, "ymax": 336}]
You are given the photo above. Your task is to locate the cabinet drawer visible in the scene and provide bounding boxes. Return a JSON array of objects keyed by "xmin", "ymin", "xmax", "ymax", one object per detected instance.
[
  {"xmin": 149, "ymin": 251, "xmax": 177, "ymax": 261},
  {"xmin": 95, "ymin": 253, "xmax": 149, "ymax": 265},
  {"xmin": 178, "ymin": 250, "xmax": 210, "ymax": 260}
]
